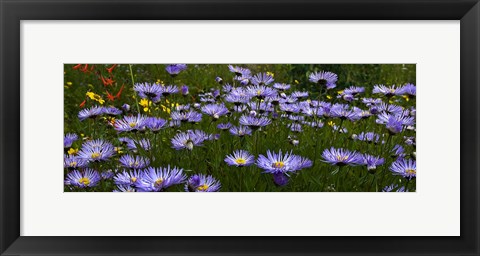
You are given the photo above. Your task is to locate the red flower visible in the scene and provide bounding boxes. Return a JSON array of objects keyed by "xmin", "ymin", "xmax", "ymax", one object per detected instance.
[
  {"xmin": 106, "ymin": 84, "xmax": 125, "ymax": 101},
  {"xmin": 100, "ymin": 75, "xmax": 115, "ymax": 87},
  {"xmin": 106, "ymin": 64, "xmax": 117, "ymax": 73}
]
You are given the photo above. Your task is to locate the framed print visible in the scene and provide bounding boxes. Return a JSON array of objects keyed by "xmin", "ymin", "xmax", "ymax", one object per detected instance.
[{"xmin": 1, "ymin": 0, "xmax": 479, "ymax": 255}]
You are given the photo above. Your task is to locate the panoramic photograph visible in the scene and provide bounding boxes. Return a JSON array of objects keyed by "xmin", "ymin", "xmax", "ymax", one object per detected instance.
[{"xmin": 63, "ymin": 64, "xmax": 416, "ymax": 192}]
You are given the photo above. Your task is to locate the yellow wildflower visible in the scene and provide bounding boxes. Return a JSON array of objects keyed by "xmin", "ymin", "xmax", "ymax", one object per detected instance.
[
  {"xmin": 86, "ymin": 92, "xmax": 105, "ymax": 104},
  {"xmin": 67, "ymin": 148, "xmax": 78, "ymax": 155},
  {"xmin": 327, "ymin": 121, "xmax": 335, "ymax": 127},
  {"xmin": 294, "ymin": 80, "xmax": 299, "ymax": 84},
  {"xmin": 266, "ymin": 71, "xmax": 274, "ymax": 77},
  {"xmin": 139, "ymin": 98, "xmax": 152, "ymax": 112}
]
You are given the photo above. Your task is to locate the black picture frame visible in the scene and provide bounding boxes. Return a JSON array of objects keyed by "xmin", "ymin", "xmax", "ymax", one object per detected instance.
[{"xmin": 1, "ymin": 0, "xmax": 479, "ymax": 255}]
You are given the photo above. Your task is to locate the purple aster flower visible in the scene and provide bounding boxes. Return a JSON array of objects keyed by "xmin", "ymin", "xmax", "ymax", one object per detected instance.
[
  {"xmin": 309, "ymin": 71, "xmax": 338, "ymax": 89},
  {"xmin": 280, "ymin": 95, "xmax": 299, "ymax": 105},
  {"xmin": 64, "ymin": 133, "xmax": 78, "ymax": 148},
  {"xmin": 239, "ymin": 115, "xmax": 272, "ymax": 129},
  {"xmin": 372, "ymin": 84, "xmax": 404, "ymax": 98},
  {"xmin": 159, "ymin": 85, "xmax": 179, "ymax": 97},
  {"xmin": 287, "ymin": 114, "xmax": 305, "ymax": 122},
  {"xmin": 201, "ymin": 103, "xmax": 229, "ymax": 120},
  {"xmin": 383, "ymin": 184, "xmax": 408, "ymax": 192},
  {"xmin": 146, "ymin": 117, "xmax": 168, "ymax": 132},
  {"xmin": 291, "ymin": 91, "xmax": 309, "ymax": 98},
  {"xmin": 165, "ymin": 64, "xmax": 187, "ymax": 76},
  {"xmin": 247, "ymin": 85, "xmax": 277, "ymax": 99},
  {"xmin": 279, "ymin": 103, "xmax": 301, "ymax": 114},
  {"xmin": 225, "ymin": 93, "xmax": 252, "ymax": 105},
  {"xmin": 78, "ymin": 139, "xmax": 115, "ymax": 162},
  {"xmin": 228, "ymin": 65, "xmax": 251, "ymax": 77},
  {"xmin": 330, "ymin": 104, "xmax": 361, "ymax": 121},
  {"xmin": 119, "ymin": 154, "xmax": 150, "ymax": 169},
  {"xmin": 355, "ymin": 132, "xmax": 381, "ymax": 144},
  {"xmin": 321, "ymin": 147, "xmax": 363, "ymax": 166},
  {"xmin": 113, "ymin": 184, "xmax": 137, "ymax": 192},
  {"xmin": 362, "ymin": 98, "xmax": 383, "ymax": 107},
  {"xmin": 103, "ymin": 107, "xmax": 122, "ymax": 116},
  {"xmin": 101, "ymin": 169, "xmax": 116, "ymax": 180},
  {"xmin": 136, "ymin": 166, "xmax": 186, "ymax": 192},
  {"xmin": 256, "ymin": 150, "xmax": 312, "ymax": 174},
  {"xmin": 174, "ymin": 104, "xmax": 191, "ymax": 112},
  {"xmin": 216, "ymin": 77, "xmax": 224, "ymax": 84},
  {"xmin": 288, "ymin": 123, "xmax": 303, "ymax": 132},
  {"xmin": 251, "ymin": 73, "xmax": 274, "ymax": 86},
  {"xmin": 362, "ymin": 154, "xmax": 385, "ymax": 172},
  {"xmin": 248, "ymin": 101, "xmax": 273, "ymax": 114},
  {"xmin": 272, "ymin": 173, "xmax": 289, "ymax": 186},
  {"xmin": 134, "ymin": 82, "xmax": 163, "ymax": 102},
  {"xmin": 114, "ymin": 169, "xmax": 144, "ymax": 186},
  {"xmin": 376, "ymin": 102, "xmax": 404, "ymax": 115},
  {"xmin": 181, "ymin": 85, "xmax": 189, "ymax": 95},
  {"xmin": 185, "ymin": 174, "xmax": 221, "ymax": 192},
  {"xmin": 391, "ymin": 144, "xmax": 405, "ymax": 158},
  {"xmin": 229, "ymin": 125, "xmax": 252, "ymax": 137},
  {"xmin": 238, "ymin": 77, "xmax": 251, "ymax": 86},
  {"xmin": 171, "ymin": 130, "xmax": 207, "ymax": 150},
  {"xmin": 114, "ymin": 114, "xmax": 148, "ymax": 132},
  {"xmin": 122, "ymin": 103, "xmax": 131, "ymax": 112},
  {"xmin": 232, "ymin": 105, "xmax": 248, "ymax": 113},
  {"xmin": 65, "ymin": 169, "xmax": 101, "ymax": 188},
  {"xmin": 352, "ymin": 107, "xmax": 372, "ymax": 119},
  {"xmin": 338, "ymin": 93, "xmax": 355, "ymax": 102},
  {"xmin": 398, "ymin": 83, "xmax": 416, "ymax": 97},
  {"xmin": 64, "ymin": 154, "xmax": 88, "ymax": 169},
  {"xmin": 344, "ymin": 86, "xmax": 365, "ymax": 95},
  {"xmin": 376, "ymin": 111, "xmax": 415, "ymax": 134},
  {"xmin": 119, "ymin": 137, "xmax": 151, "ymax": 151},
  {"xmin": 390, "ymin": 158, "xmax": 416, "ymax": 180},
  {"xmin": 273, "ymin": 83, "xmax": 291, "ymax": 91},
  {"xmin": 217, "ymin": 122, "xmax": 232, "ymax": 130},
  {"xmin": 222, "ymin": 83, "xmax": 232, "ymax": 92},
  {"xmin": 78, "ymin": 106, "xmax": 104, "ymax": 121},
  {"xmin": 225, "ymin": 150, "xmax": 255, "ymax": 167},
  {"xmin": 171, "ymin": 110, "xmax": 202, "ymax": 123}
]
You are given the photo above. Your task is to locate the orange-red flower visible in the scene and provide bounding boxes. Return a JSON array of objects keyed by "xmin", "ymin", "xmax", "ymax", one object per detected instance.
[
  {"xmin": 106, "ymin": 84, "xmax": 125, "ymax": 101},
  {"xmin": 106, "ymin": 64, "xmax": 117, "ymax": 73},
  {"xmin": 100, "ymin": 75, "xmax": 115, "ymax": 87}
]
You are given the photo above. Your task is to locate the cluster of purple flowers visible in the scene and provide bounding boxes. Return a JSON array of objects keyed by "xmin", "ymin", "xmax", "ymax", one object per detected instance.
[{"xmin": 68, "ymin": 64, "xmax": 416, "ymax": 192}]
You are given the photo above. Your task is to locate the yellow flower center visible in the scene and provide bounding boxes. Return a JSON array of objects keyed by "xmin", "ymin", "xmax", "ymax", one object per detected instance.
[
  {"xmin": 406, "ymin": 169, "xmax": 416, "ymax": 175},
  {"xmin": 197, "ymin": 184, "xmax": 209, "ymax": 191},
  {"xmin": 257, "ymin": 90, "xmax": 262, "ymax": 95},
  {"xmin": 336, "ymin": 155, "xmax": 349, "ymax": 161},
  {"xmin": 129, "ymin": 122, "xmax": 136, "ymax": 128},
  {"xmin": 155, "ymin": 178, "xmax": 164, "ymax": 186},
  {"xmin": 91, "ymin": 152, "xmax": 101, "ymax": 159},
  {"xmin": 131, "ymin": 177, "xmax": 137, "ymax": 183},
  {"xmin": 69, "ymin": 162, "xmax": 77, "ymax": 167},
  {"xmin": 273, "ymin": 161, "xmax": 285, "ymax": 168},
  {"xmin": 78, "ymin": 177, "xmax": 90, "ymax": 186},
  {"xmin": 235, "ymin": 158, "xmax": 247, "ymax": 165}
]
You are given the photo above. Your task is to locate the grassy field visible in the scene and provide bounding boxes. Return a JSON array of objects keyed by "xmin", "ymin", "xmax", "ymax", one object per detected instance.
[{"xmin": 63, "ymin": 64, "xmax": 416, "ymax": 192}]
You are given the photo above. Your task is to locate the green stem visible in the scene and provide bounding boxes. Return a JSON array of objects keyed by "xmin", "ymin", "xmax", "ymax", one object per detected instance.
[{"xmin": 129, "ymin": 64, "xmax": 141, "ymax": 114}]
